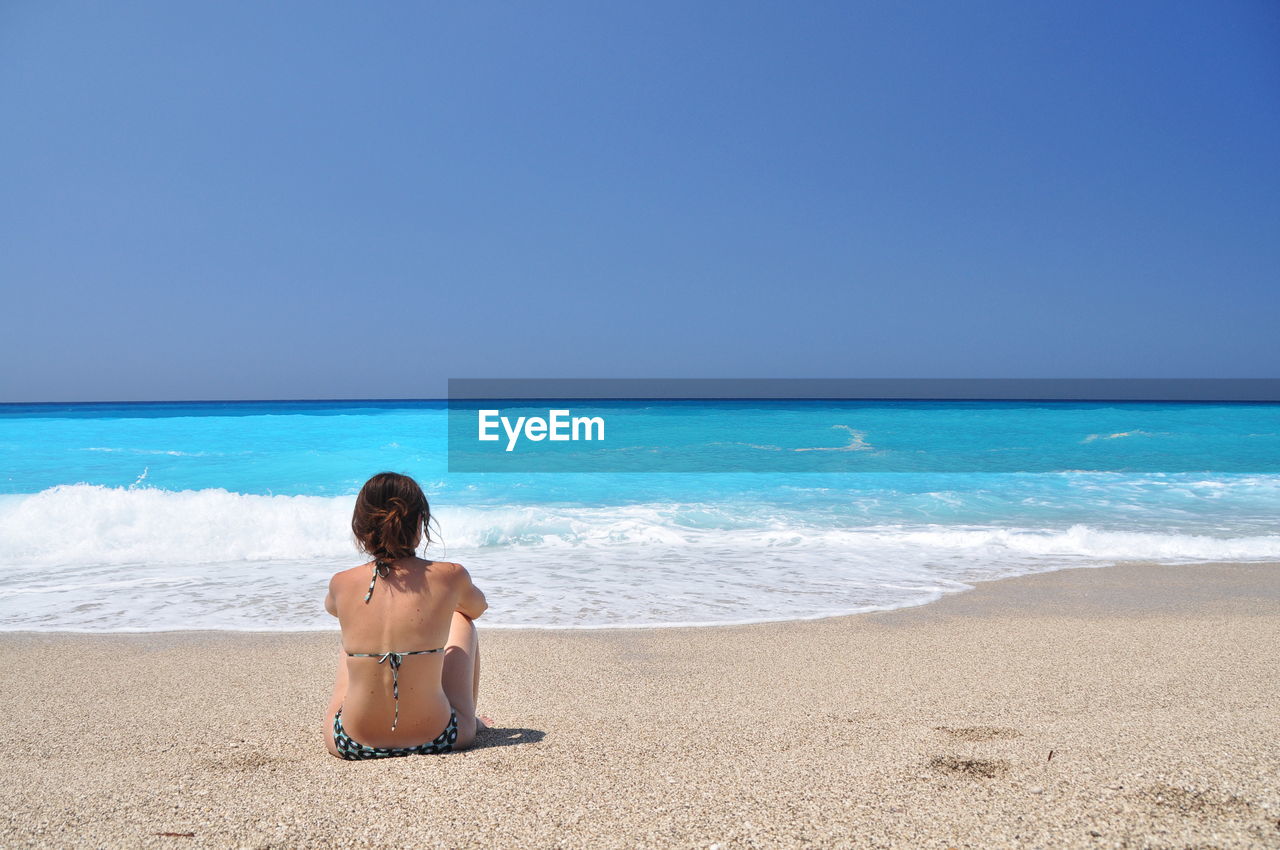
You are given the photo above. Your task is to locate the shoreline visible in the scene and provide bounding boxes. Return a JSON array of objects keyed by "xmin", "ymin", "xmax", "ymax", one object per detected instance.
[
  {"xmin": 4, "ymin": 559, "xmax": 1279, "ymax": 848},
  {"xmin": 5, "ymin": 558, "xmax": 1277, "ymax": 640}
]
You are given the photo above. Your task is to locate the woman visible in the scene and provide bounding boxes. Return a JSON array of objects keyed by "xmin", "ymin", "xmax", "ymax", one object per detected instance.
[{"xmin": 323, "ymin": 471, "xmax": 489, "ymax": 759}]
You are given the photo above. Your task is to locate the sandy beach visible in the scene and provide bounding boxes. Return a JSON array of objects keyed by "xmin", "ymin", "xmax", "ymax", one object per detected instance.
[{"xmin": 3, "ymin": 560, "xmax": 1278, "ymax": 849}]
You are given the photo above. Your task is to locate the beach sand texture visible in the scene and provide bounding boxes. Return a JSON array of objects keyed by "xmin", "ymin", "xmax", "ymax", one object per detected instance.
[{"xmin": 3, "ymin": 561, "xmax": 1278, "ymax": 849}]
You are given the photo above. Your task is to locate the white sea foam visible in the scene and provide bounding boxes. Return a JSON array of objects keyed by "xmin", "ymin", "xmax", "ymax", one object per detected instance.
[
  {"xmin": 722, "ymin": 425, "xmax": 875, "ymax": 453},
  {"xmin": 83, "ymin": 447, "xmax": 214, "ymax": 456},
  {"xmin": 1082, "ymin": 430, "xmax": 1159, "ymax": 443},
  {"xmin": 793, "ymin": 425, "xmax": 874, "ymax": 452},
  {"xmin": 0, "ymin": 484, "xmax": 1277, "ymax": 632}
]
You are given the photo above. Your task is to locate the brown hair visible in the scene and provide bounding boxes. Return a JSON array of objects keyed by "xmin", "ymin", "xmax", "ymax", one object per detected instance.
[{"xmin": 351, "ymin": 472, "xmax": 431, "ymax": 561}]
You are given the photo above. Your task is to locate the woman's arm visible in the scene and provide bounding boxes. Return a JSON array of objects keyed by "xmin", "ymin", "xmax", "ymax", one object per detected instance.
[
  {"xmin": 324, "ymin": 575, "xmax": 338, "ymax": 618},
  {"xmin": 453, "ymin": 563, "xmax": 488, "ymax": 620}
]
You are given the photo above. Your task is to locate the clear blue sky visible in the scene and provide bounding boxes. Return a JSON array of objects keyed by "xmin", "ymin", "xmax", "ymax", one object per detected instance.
[{"xmin": 2, "ymin": 1, "xmax": 1277, "ymax": 401}]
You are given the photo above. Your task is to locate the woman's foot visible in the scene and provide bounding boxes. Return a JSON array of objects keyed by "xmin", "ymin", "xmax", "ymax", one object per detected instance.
[{"xmin": 477, "ymin": 715, "xmax": 493, "ymax": 733}]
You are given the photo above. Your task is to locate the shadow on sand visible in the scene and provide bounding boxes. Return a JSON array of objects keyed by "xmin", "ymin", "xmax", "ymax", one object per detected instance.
[{"xmin": 475, "ymin": 726, "xmax": 545, "ymax": 750}]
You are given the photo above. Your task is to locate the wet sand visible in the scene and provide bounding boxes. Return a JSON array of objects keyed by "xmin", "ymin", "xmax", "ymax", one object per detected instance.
[{"xmin": 2, "ymin": 560, "xmax": 1278, "ymax": 849}]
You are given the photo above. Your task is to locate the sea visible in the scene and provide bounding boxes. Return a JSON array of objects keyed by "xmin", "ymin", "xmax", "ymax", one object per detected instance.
[{"xmin": 1, "ymin": 399, "xmax": 1277, "ymax": 632}]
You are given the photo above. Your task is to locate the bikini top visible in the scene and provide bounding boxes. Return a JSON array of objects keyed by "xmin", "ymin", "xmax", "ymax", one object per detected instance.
[{"xmin": 347, "ymin": 558, "xmax": 445, "ymax": 731}]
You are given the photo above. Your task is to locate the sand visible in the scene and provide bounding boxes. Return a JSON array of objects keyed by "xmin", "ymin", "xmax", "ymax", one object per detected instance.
[{"xmin": 2, "ymin": 561, "xmax": 1278, "ymax": 849}]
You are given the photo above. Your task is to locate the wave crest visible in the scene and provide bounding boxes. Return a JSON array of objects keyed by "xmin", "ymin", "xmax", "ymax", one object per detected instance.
[{"xmin": 1, "ymin": 484, "xmax": 1277, "ymax": 631}]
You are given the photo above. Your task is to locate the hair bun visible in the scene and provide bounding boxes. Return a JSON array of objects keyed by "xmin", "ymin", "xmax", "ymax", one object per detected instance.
[{"xmin": 351, "ymin": 472, "xmax": 432, "ymax": 561}]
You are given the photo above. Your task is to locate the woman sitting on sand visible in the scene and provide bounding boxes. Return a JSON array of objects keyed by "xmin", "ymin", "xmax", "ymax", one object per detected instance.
[{"xmin": 323, "ymin": 471, "xmax": 489, "ymax": 759}]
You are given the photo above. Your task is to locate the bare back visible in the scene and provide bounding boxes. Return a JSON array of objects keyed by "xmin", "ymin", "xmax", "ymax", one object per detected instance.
[{"xmin": 328, "ymin": 558, "xmax": 466, "ymax": 748}]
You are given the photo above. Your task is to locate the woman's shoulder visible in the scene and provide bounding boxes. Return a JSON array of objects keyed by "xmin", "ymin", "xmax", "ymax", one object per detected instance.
[
  {"xmin": 330, "ymin": 563, "xmax": 369, "ymax": 583},
  {"xmin": 327, "ymin": 563, "xmax": 379, "ymax": 598},
  {"xmin": 425, "ymin": 559, "xmax": 467, "ymax": 579}
]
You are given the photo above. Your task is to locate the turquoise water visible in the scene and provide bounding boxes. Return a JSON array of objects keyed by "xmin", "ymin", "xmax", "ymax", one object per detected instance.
[{"xmin": 1, "ymin": 400, "xmax": 1277, "ymax": 631}]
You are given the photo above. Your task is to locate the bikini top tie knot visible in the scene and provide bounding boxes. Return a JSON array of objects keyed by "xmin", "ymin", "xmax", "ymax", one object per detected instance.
[{"xmin": 363, "ymin": 558, "xmax": 395, "ymax": 603}]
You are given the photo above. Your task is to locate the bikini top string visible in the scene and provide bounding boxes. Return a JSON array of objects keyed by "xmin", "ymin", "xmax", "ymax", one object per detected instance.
[
  {"xmin": 360, "ymin": 558, "xmax": 398, "ymax": 729},
  {"xmin": 363, "ymin": 558, "xmax": 394, "ymax": 603}
]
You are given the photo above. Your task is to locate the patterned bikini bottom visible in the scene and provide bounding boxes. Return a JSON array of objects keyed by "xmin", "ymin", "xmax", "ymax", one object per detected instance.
[{"xmin": 332, "ymin": 708, "xmax": 458, "ymax": 760}]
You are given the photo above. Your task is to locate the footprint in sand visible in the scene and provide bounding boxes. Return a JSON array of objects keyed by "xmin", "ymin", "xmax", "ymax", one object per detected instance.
[
  {"xmin": 933, "ymin": 725, "xmax": 1021, "ymax": 741},
  {"xmin": 1132, "ymin": 783, "xmax": 1257, "ymax": 820},
  {"xmin": 929, "ymin": 755, "xmax": 1011, "ymax": 779},
  {"xmin": 927, "ymin": 727, "xmax": 1019, "ymax": 780}
]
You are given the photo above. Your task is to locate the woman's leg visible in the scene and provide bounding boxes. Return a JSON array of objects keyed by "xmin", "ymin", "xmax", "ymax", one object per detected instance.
[
  {"xmin": 323, "ymin": 648, "xmax": 349, "ymax": 758},
  {"xmin": 442, "ymin": 611, "xmax": 484, "ymax": 748}
]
